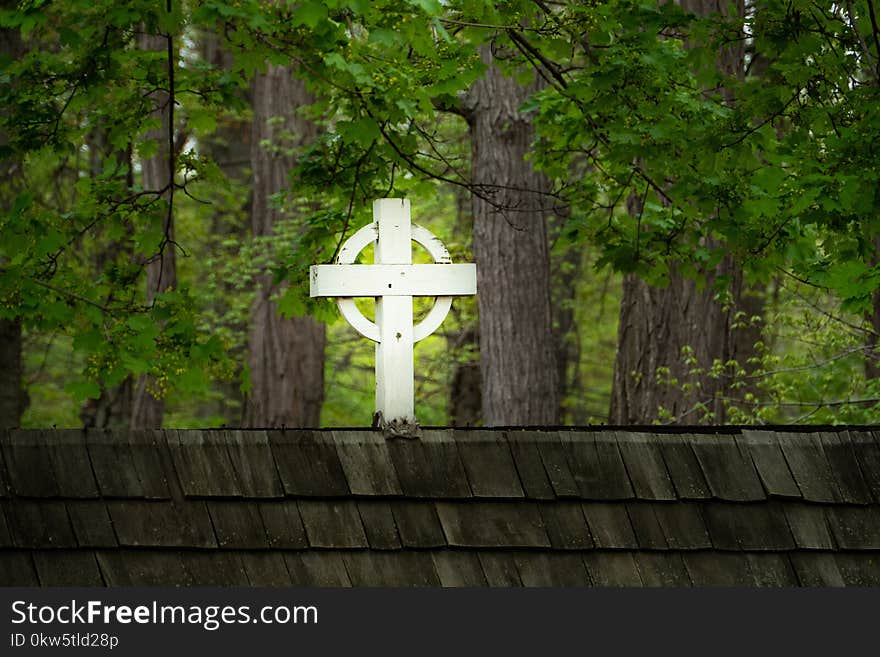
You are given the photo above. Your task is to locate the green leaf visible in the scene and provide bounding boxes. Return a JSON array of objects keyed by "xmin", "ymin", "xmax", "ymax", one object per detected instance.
[
  {"xmin": 276, "ymin": 288, "xmax": 307, "ymax": 318},
  {"xmin": 65, "ymin": 379, "xmax": 101, "ymax": 401},
  {"xmin": 188, "ymin": 109, "xmax": 217, "ymax": 135},
  {"xmin": 407, "ymin": 0, "xmax": 441, "ymax": 15},
  {"xmin": 292, "ymin": 1, "xmax": 329, "ymax": 28}
]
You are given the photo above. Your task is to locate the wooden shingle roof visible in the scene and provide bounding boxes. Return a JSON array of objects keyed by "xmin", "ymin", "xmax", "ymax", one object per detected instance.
[{"xmin": 1, "ymin": 428, "xmax": 879, "ymax": 586}]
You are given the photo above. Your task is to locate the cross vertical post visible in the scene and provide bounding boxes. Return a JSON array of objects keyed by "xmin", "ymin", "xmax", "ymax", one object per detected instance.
[{"xmin": 373, "ymin": 199, "xmax": 415, "ymax": 429}]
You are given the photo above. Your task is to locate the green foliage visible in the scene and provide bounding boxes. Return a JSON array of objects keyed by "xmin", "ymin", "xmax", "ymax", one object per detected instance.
[
  {"xmin": 7, "ymin": 0, "xmax": 880, "ymax": 427},
  {"xmin": 525, "ymin": 1, "xmax": 880, "ymax": 298},
  {"xmin": 2, "ymin": 1, "xmax": 246, "ymax": 424},
  {"xmin": 704, "ymin": 281, "xmax": 880, "ymax": 425}
]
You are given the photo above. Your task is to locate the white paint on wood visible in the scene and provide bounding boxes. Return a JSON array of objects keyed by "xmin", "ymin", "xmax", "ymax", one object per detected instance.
[
  {"xmin": 309, "ymin": 198, "xmax": 477, "ymax": 429},
  {"xmin": 310, "ymin": 264, "xmax": 477, "ymax": 297}
]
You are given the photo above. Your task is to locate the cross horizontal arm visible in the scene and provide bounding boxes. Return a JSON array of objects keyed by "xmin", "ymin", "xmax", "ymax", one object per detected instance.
[{"xmin": 310, "ymin": 264, "xmax": 477, "ymax": 298}]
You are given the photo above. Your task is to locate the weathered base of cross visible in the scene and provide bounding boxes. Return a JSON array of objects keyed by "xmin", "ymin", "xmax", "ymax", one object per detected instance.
[{"xmin": 372, "ymin": 411, "xmax": 420, "ymax": 439}]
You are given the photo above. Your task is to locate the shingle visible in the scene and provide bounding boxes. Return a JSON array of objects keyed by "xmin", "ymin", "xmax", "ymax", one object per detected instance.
[
  {"xmin": 92, "ymin": 551, "xmax": 130, "ymax": 586},
  {"xmin": 86, "ymin": 430, "xmax": 171, "ymax": 499},
  {"xmin": 2, "ymin": 430, "xmax": 59, "ymax": 496},
  {"xmin": 776, "ymin": 432, "xmax": 841, "ymax": 503},
  {"xmin": 240, "ymin": 552, "xmax": 292, "ymax": 586},
  {"xmin": 850, "ymin": 431, "xmax": 880, "ymax": 502},
  {"xmin": 169, "ymin": 430, "xmax": 242, "ymax": 497},
  {"xmin": 436, "ymin": 502, "xmax": 550, "ymax": 548},
  {"xmin": 333, "ymin": 430, "xmax": 402, "ymax": 496},
  {"xmin": 223, "ymin": 430, "xmax": 284, "ymax": 497},
  {"xmin": 738, "ymin": 430, "xmax": 802, "ymax": 498},
  {"xmin": 182, "ymin": 552, "xmax": 250, "ymax": 586},
  {"xmin": 107, "ymin": 501, "xmax": 216, "ymax": 548},
  {"xmin": 0, "ymin": 503, "xmax": 12, "ymax": 546},
  {"xmin": 66, "ymin": 501, "xmax": 117, "ymax": 547},
  {"xmin": 789, "ymin": 553, "xmax": 846, "ymax": 587},
  {"xmin": 270, "ymin": 430, "xmax": 349, "ymax": 497},
  {"xmin": 150, "ymin": 440, "xmax": 185, "ymax": 501},
  {"xmin": 387, "ymin": 429, "xmax": 471, "ymax": 497},
  {"xmin": 625, "ymin": 503, "xmax": 668, "ymax": 549},
  {"xmin": 10, "ymin": 426, "xmax": 880, "ymax": 590},
  {"xmin": 651, "ymin": 502, "xmax": 711, "ymax": 550},
  {"xmin": 658, "ymin": 434, "xmax": 711, "ymax": 499},
  {"xmin": 505, "ymin": 430, "xmax": 556, "ymax": 499},
  {"xmin": 6, "ymin": 501, "xmax": 76, "ymax": 548},
  {"xmin": 478, "ymin": 553, "xmax": 522, "ymax": 586},
  {"xmin": 562, "ymin": 432, "xmax": 634, "ymax": 499},
  {"xmin": 356, "ymin": 501, "xmax": 401, "ymax": 549},
  {"xmin": 126, "ymin": 430, "xmax": 173, "ymax": 499},
  {"xmin": 391, "ymin": 501, "xmax": 446, "ymax": 548},
  {"xmin": 32, "ymin": 550, "xmax": 104, "ymax": 586},
  {"xmin": 531, "ymin": 431, "xmax": 580, "ymax": 497},
  {"xmin": 432, "ymin": 551, "xmax": 487, "ymax": 586},
  {"xmin": 581, "ymin": 502, "xmax": 637, "ymax": 548},
  {"xmin": 683, "ymin": 552, "xmax": 754, "ymax": 586},
  {"xmin": 454, "ymin": 430, "xmax": 524, "ymax": 497},
  {"xmin": 582, "ymin": 553, "xmax": 643, "ymax": 587},
  {"xmin": 783, "ymin": 503, "xmax": 834, "ymax": 549},
  {"xmin": 539, "ymin": 502, "xmax": 594, "ymax": 549},
  {"xmin": 298, "ymin": 500, "xmax": 368, "ymax": 548},
  {"xmin": 207, "ymin": 501, "xmax": 268, "ymax": 548},
  {"xmin": 284, "ymin": 552, "xmax": 351, "ymax": 587},
  {"xmin": 818, "ymin": 432, "xmax": 873, "ymax": 504},
  {"xmin": 825, "ymin": 506, "xmax": 880, "ymax": 549},
  {"xmin": 747, "ymin": 553, "xmax": 799, "ymax": 587},
  {"xmin": 0, "ymin": 552, "xmax": 39, "ymax": 585},
  {"xmin": 739, "ymin": 502, "xmax": 796, "ymax": 550},
  {"xmin": 634, "ymin": 553, "xmax": 692, "ymax": 587},
  {"xmin": 515, "ymin": 553, "xmax": 591, "ymax": 587},
  {"xmin": 85, "ymin": 429, "xmax": 141, "ymax": 497},
  {"xmin": 258, "ymin": 501, "xmax": 308, "ymax": 549},
  {"xmin": 96, "ymin": 550, "xmax": 193, "ymax": 586},
  {"xmin": 46, "ymin": 430, "xmax": 99, "ymax": 498},
  {"xmin": 688, "ymin": 433, "xmax": 764, "ymax": 501},
  {"xmin": 343, "ymin": 551, "xmax": 440, "ymax": 587},
  {"xmin": 834, "ymin": 553, "xmax": 880, "ymax": 586},
  {"xmin": 616, "ymin": 432, "xmax": 676, "ymax": 500},
  {"xmin": 702, "ymin": 502, "xmax": 794, "ymax": 551},
  {"xmin": 696, "ymin": 509, "xmax": 741, "ymax": 553}
]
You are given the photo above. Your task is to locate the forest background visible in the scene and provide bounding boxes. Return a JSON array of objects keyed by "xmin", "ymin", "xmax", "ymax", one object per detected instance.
[{"xmin": 2, "ymin": 0, "xmax": 880, "ymax": 430}]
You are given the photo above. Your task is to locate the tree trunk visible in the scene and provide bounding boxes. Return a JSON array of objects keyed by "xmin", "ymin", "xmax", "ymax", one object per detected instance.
[
  {"xmin": 446, "ymin": 188, "xmax": 482, "ymax": 426},
  {"xmin": 196, "ymin": 30, "xmax": 251, "ymax": 425},
  {"xmin": 0, "ymin": 7, "xmax": 26, "ymax": 429},
  {"xmin": 79, "ymin": 126, "xmax": 135, "ymax": 429},
  {"xmin": 0, "ymin": 320, "xmax": 26, "ymax": 429},
  {"xmin": 609, "ymin": 0, "xmax": 759, "ymax": 424},
  {"xmin": 130, "ymin": 31, "xmax": 175, "ymax": 429},
  {"xmin": 245, "ymin": 65, "xmax": 325, "ymax": 427},
  {"xmin": 609, "ymin": 249, "xmax": 761, "ymax": 424},
  {"xmin": 548, "ymin": 205, "xmax": 583, "ymax": 423},
  {"xmin": 448, "ymin": 326, "xmax": 482, "ymax": 427},
  {"xmin": 81, "ymin": 381, "xmax": 133, "ymax": 429},
  {"xmin": 465, "ymin": 46, "xmax": 560, "ymax": 426},
  {"xmin": 866, "ymin": 236, "xmax": 880, "ymax": 380},
  {"xmin": 200, "ymin": 31, "xmax": 252, "ymax": 180},
  {"xmin": 867, "ymin": 308, "xmax": 880, "ymax": 380}
]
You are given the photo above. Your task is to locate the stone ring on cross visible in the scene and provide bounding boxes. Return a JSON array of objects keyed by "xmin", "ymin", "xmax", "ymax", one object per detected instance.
[{"xmin": 309, "ymin": 198, "xmax": 477, "ymax": 434}]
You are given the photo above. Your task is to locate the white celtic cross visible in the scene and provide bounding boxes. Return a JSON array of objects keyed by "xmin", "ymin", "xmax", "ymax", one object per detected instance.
[{"xmin": 310, "ymin": 199, "xmax": 477, "ymax": 434}]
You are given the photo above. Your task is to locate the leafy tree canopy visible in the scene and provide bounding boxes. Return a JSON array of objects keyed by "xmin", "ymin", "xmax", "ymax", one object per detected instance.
[{"xmin": 3, "ymin": 0, "xmax": 880, "ymax": 423}]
